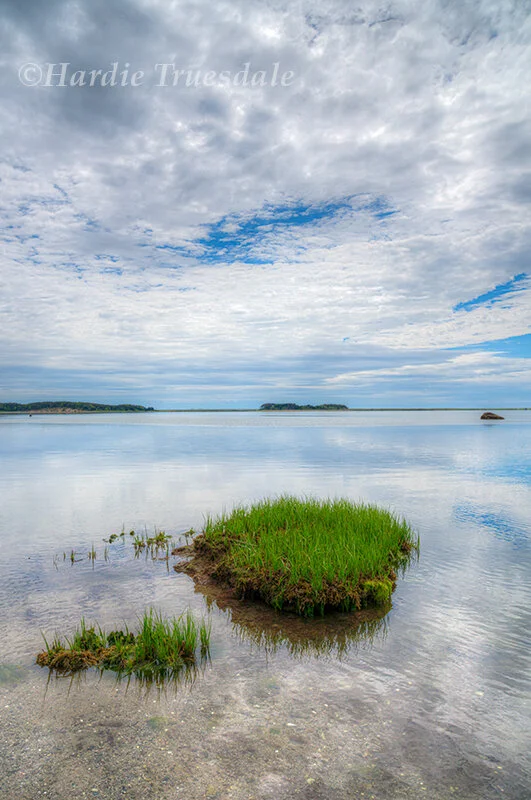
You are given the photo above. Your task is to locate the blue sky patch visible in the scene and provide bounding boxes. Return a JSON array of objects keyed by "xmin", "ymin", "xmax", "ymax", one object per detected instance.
[
  {"xmin": 194, "ymin": 199, "xmax": 354, "ymax": 264},
  {"xmin": 155, "ymin": 195, "xmax": 397, "ymax": 266},
  {"xmin": 359, "ymin": 196, "xmax": 398, "ymax": 220},
  {"xmin": 454, "ymin": 273, "xmax": 528, "ymax": 312},
  {"xmin": 448, "ymin": 332, "xmax": 531, "ymax": 359},
  {"xmin": 95, "ymin": 254, "xmax": 120, "ymax": 263}
]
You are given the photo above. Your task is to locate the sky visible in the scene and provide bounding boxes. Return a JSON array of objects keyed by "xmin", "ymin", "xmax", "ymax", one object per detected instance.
[{"xmin": 0, "ymin": 0, "xmax": 530, "ymax": 409}]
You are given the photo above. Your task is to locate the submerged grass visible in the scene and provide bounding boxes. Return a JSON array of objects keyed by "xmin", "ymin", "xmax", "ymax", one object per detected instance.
[
  {"xmin": 55, "ymin": 527, "xmax": 176, "ymax": 569},
  {"xmin": 184, "ymin": 496, "xmax": 417, "ymax": 616},
  {"xmin": 36, "ymin": 610, "xmax": 211, "ymax": 679},
  {"xmin": 132, "ymin": 529, "xmax": 173, "ymax": 558}
]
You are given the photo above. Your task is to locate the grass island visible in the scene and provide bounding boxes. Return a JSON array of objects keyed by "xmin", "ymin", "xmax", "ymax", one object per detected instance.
[
  {"xmin": 174, "ymin": 496, "xmax": 418, "ymax": 617},
  {"xmin": 36, "ymin": 609, "xmax": 210, "ymax": 678}
]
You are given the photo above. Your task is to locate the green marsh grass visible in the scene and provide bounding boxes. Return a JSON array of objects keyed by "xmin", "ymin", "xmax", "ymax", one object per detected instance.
[
  {"xmin": 192, "ymin": 496, "xmax": 417, "ymax": 616},
  {"xmin": 132, "ymin": 529, "xmax": 173, "ymax": 559},
  {"xmin": 36, "ymin": 609, "xmax": 211, "ymax": 679},
  {"xmin": 56, "ymin": 527, "xmax": 175, "ymax": 569}
]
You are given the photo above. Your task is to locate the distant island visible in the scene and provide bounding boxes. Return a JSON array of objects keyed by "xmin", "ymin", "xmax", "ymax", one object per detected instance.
[
  {"xmin": 2, "ymin": 402, "xmax": 527, "ymax": 415},
  {"xmin": 260, "ymin": 403, "xmax": 349, "ymax": 411},
  {"xmin": 0, "ymin": 402, "xmax": 154, "ymax": 414}
]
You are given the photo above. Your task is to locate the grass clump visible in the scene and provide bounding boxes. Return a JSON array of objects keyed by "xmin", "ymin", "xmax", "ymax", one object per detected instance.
[
  {"xmin": 185, "ymin": 496, "xmax": 417, "ymax": 617},
  {"xmin": 132, "ymin": 529, "xmax": 173, "ymax": 557},
  {"xmin": 36, "ymin": 610, "xmax": 211, "ymax": 679}
]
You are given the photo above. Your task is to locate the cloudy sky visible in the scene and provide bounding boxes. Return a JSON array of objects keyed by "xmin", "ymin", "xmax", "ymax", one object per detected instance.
[{"xmin": 0, "ymin": 0, "xmax": 530, "ymax": 408}]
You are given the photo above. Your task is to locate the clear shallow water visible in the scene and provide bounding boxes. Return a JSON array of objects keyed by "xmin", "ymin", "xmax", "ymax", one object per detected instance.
[{"xmin": 0, "ymin": 411, "xmax": 530, "ymax": 799}]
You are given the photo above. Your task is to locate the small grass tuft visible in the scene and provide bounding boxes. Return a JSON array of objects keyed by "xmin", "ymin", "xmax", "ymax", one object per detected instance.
[
  {"xmin": 36, "ymin": 610, "xmax": 211, "ymax": 679},
  {"xmin": 132, "ymin": 529, "xmax": 173, "ymax": 558},
  {"xmin": 182, "ymin": 495, "xmax": 417, "ymax": 617},
  {"xmin": 55, "ymin": 526, "xmax": 177, "ymax": 569}
]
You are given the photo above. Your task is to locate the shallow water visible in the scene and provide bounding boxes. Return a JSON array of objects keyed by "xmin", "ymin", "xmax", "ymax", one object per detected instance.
[{"xmin": 0, "ymin": 410, "xmax": 530, "ymax": 799}]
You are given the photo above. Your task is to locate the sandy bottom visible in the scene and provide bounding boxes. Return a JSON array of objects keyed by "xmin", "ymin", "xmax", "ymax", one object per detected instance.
[{"xmin": 0, "ymin": 655, "xmax": 517, "ymax": 800}]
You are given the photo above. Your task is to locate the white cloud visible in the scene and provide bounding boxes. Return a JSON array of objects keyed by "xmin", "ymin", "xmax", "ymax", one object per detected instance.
[
  {"xmin": 326, "ymin": 352, "xmax": 531, "ymax": 386},
  {"xmin": 0, "ymin": 0, "xmax": 530, "ymax": 404}
]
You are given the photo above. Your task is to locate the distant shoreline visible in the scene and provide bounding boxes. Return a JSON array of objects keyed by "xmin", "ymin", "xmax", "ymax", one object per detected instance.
[
  {"xmin": 0, "ymin": 402, "xmax": 154, "ymax": 414},
  {"xmin": 0, "ymin": 409, "xmax": 155, "ymax": 415},
  {"xmin": 156, "ymin": 407, "xmax": 530, "ymax": 412},
  {"xmin": 2, "ymin": 406, "xmax": 528, "ymax": 415}
]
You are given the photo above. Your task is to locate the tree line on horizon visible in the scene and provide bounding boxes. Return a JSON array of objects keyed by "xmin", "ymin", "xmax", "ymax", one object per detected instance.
[{"xmin": 0, "ymin": 401, "xmax": 154, "ymax": 412}]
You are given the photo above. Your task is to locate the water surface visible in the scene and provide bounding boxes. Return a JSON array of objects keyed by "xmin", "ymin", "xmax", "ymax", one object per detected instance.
[{"xmin": 0, "ymin": 411, "xmax": 530, "ymax": 799}]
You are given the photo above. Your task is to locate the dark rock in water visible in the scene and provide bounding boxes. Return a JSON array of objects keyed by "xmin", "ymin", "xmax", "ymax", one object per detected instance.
[{"xmin": 481, "ymin": 411, "xmax": 504, "ymax": 420}]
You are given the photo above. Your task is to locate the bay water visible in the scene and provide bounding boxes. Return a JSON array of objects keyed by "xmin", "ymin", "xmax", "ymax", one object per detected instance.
[{"xmin": 0, "ymin": 411, "xmax": 530, "ymax": 799}]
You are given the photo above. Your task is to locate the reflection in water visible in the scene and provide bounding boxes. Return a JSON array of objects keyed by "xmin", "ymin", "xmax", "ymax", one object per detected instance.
[
  {"xmin": 41, "ymin": 656, "xmax": 209, "ymax": 699},
  {"xmin": 194, "ymin": 579, "xmax": 390, "ymax": 658},
  {"xmin": 454, "ymin": 503, "xmax": 530, "ymax": 548},
  {"xmin": 51, "ymin": 538, "xmax": 175, "ymax": 572}
]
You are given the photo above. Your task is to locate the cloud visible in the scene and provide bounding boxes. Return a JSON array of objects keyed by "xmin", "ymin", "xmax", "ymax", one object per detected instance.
[
  {"xmin": 0, "ymin": 0, "xmax": 530, "ymax": 405},
  {"xmin": 326, "ymin": 351, "xmax": 531, "ymax": 386}
]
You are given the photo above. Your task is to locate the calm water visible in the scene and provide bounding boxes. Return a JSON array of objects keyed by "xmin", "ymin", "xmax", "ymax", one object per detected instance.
[{"xmin": 0, "ymin": 411, "xmax": 530, "ymax": 800}]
